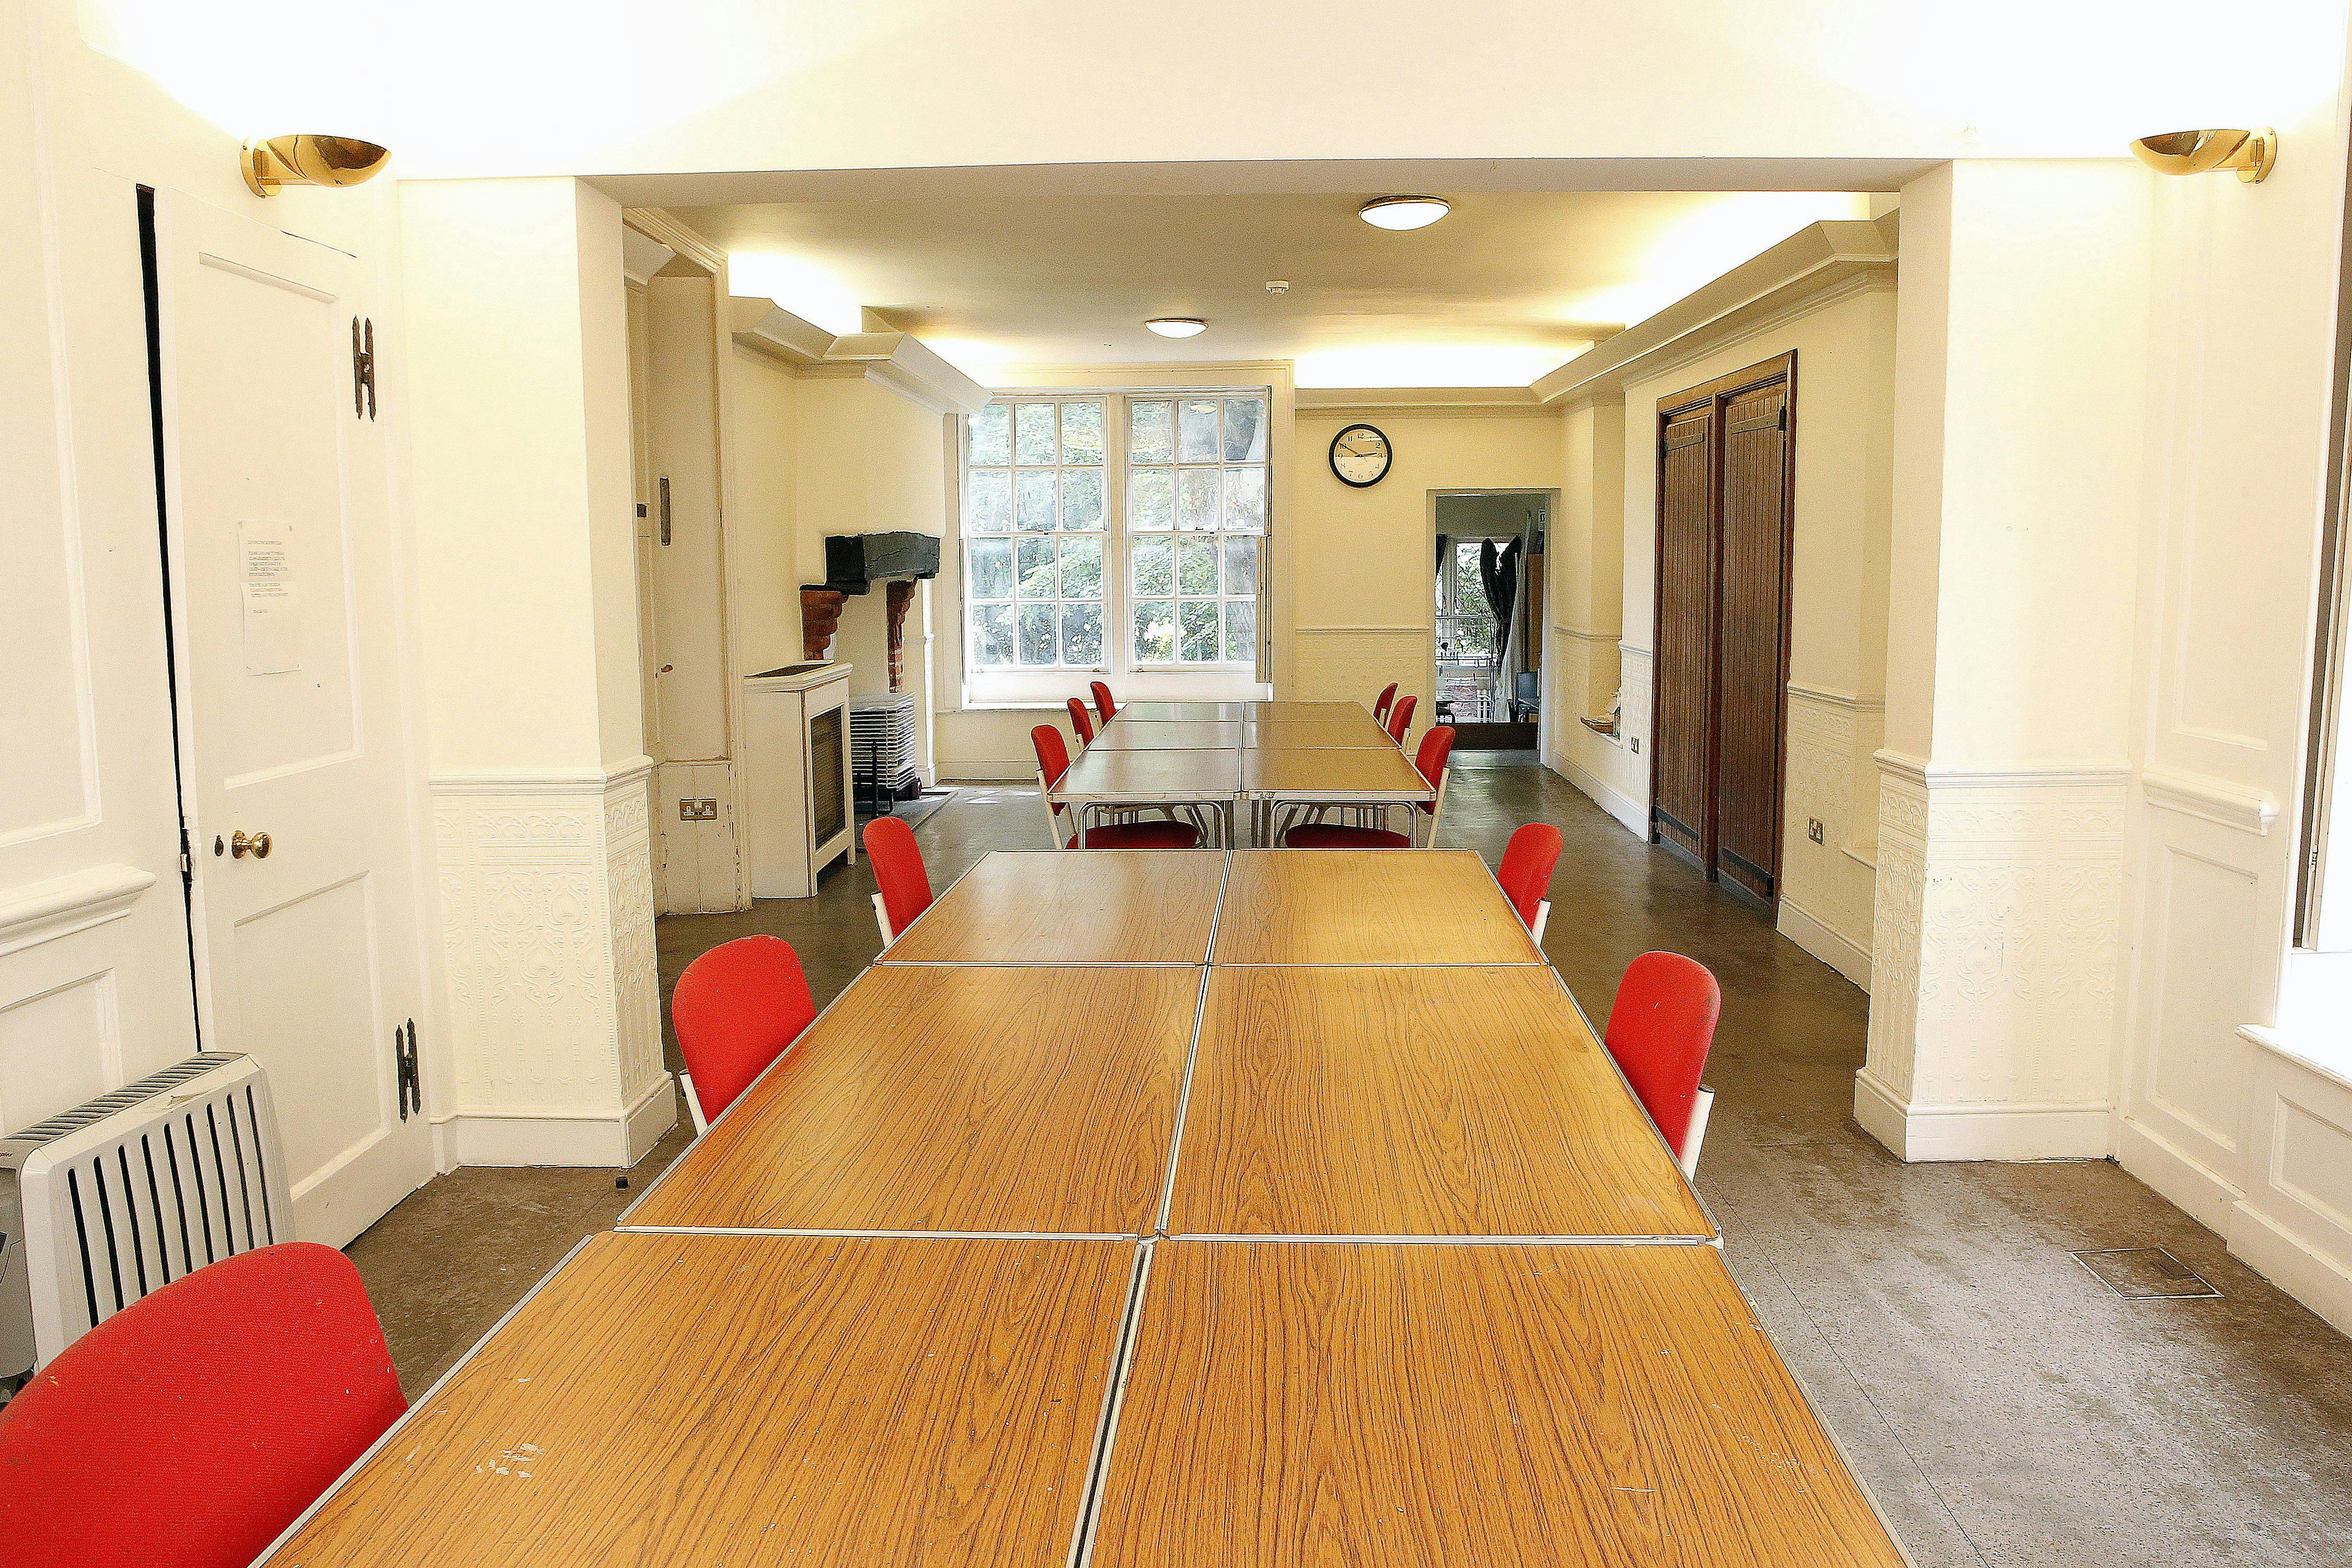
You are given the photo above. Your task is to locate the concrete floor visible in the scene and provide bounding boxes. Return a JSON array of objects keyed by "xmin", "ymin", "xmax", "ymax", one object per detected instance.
[{"xmin": 347, "ymin": 752, "xmax": 2352, "ymax": 1567}]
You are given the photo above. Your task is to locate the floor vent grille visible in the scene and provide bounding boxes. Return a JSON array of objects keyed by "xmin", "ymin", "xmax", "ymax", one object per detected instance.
[{"xmin": 2072, "ymin": 1247, "xmax": 2221, "ymax": 1299}]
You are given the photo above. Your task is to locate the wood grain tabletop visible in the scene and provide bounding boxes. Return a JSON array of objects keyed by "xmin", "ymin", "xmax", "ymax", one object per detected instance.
[
  {"xmin": 1088, "ymin": 1241, "xmax": 1906, "ymax": 1568},
  {"xmin": 1167, "ymin": 964, "xmax": 1714, "ymax": 1239},
  {"xmin": 1056, "ymin": 745, "xmax": 1241, "ymax": 801},
  {"xmin": 263, "ymin": 1232, "xmax": 1135, "ymax": 1568},
  {"xmin": 1113, "ymin": 700, "xmax": 1248, "ymax": 721},
  {"xmin": 880, "ymin": 849, "xmax": 1225, "ymax": 965},
  {"xmin": 624, "ymin": 965, "xmax": 1201, "ymax": 1234},
  {"xmin": 1083, "ymin": 720, "xmax": 1245, "ymax": 751},
  {"xmin": 1212, "ymin": 849, "xmax": 1543, "ymax": 965},
  {"xmin": 1240, "ymin": 745, "xmax": 1431, "ymax": 799}
]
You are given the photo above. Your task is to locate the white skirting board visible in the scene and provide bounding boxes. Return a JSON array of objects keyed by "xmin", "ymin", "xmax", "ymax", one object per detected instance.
[
  {"xmin": 435, "ymin": 1075, "xmax": 677, "ymax": 1169},
  {"xmin": 1544, "ymin": 748, "xmax": 1644, "ymax": 837},
  {"xmin": 1775, "ymin": 896, "xmax": 1872, "ymax": 992},
  {"xmin": 1853, "ymin": 1069, "xmax": 2110, "ymax": 1161}
]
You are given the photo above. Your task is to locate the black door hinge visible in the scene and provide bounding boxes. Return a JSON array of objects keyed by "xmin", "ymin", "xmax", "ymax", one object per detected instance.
[
  {"xmin": 395, "ymin": 1018, "xmax": 420, "ymax": 1120},
  {"xmin": 1778, "ymin": 404, "xmax": 1789, "ymax": 432},
  {"xmin": 352, "ymin": 316, "xmax": 376, "ymax": 420}
]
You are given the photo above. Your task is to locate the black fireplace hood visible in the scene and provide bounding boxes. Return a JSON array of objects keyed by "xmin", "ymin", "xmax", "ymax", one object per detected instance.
[{"xmin": 821, "ymin": 532, "xmax": 941, "ymax": 594}]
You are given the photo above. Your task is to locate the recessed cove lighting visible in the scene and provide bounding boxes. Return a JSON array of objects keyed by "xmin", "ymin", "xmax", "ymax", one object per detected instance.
[
  {"xmin": 1359, "ymin": 195, "xmax": 1450, "ymax": 231},
  {"xmin": 1145, "ymin": 317, "xmax": 1208, "ymax": 338}
]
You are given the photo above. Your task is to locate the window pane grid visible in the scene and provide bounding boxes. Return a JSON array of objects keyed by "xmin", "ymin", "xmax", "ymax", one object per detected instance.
[
  {"xmin": 963, "ymin": 388, "xmax": 1266, "ymax": 682},
  {"xmin": 1125, "ymin": 393, "xmax": 1266, "ymax": 668},
  {"xmin": 964, "ymin": 395, "xmax": 1106, "ymax": 670}
]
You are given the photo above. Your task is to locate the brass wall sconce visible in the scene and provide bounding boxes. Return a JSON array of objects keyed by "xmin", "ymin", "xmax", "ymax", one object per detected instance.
[
  {"xmin": 241, "ymin": 135, "xmax": 391, "ymax": 198},
  {"xmin": 2131, "ymin": 128, "xmax": 2276, "ymax": 184}
]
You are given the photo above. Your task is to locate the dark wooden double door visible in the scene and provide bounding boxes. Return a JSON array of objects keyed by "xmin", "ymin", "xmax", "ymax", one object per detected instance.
[{"xmin": 1651, "ymin": 353, "xmax": 1795, "ymax": 904}]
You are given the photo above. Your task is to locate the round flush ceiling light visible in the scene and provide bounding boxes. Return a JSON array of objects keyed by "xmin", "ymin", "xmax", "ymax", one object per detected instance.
[
  {"xmin": 1358, "ymin": 195, "xmax": 1450, "ymax": 231},
  {"xmin": 1145, "ymin": 317, "xmax": 1208, "ymax": 338}
]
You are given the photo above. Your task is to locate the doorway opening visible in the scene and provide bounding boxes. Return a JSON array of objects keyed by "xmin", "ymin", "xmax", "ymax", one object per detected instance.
[{"xmin": 1432, "ymin": 491, "xmax": 1549, "ymax": 750}]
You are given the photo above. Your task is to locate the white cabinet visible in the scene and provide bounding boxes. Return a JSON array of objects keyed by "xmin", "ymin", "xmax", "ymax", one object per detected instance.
[{"xmin": 742, "ymin": 663, "xmax": 856, "ymax": 898}]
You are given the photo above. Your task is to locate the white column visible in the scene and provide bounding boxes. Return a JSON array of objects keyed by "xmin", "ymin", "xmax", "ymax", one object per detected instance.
[
  {"xmin": 400, "ymin": 177, "xmax": 671, "ymax": 1167},
  {"xmin": 1860, "ymin": 160, "xmax": 2151, "ymax": 1160}
]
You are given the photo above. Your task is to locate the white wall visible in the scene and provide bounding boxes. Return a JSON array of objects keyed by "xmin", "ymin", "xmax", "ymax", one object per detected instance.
[
  {"xmin": 2117, "ymin": 10, "xmax": 2352, "ymax": 1335},
  {"xmin": 0, "ymin": 0, "xmax": 451, "ymax": 1207},
  {"xmin": 105, "ymin": 2, "xmax": 2307, "ymax": 179},
  {"xmin": 1862, "ymin": 160, "xmax": 2154, "ymax": 1161},
  {"xmin": 402, "ymin": 177, "xmax": 671, "ymax": 1166}
]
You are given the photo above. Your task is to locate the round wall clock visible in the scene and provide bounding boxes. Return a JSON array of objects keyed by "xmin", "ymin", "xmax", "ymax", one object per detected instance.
[{"xmin": 1329, "ymin": 422, "xmax": 1393, "ymax": 488}]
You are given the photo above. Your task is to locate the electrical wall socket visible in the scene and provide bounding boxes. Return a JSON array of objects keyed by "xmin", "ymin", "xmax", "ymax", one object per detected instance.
[
  {"xmin": 1807, "ymin": 817, "xmax": 1825, "ymax": 844},
  {"xmin": 678, "ymin": 798, "xmax": 719, "ymax": 822}
]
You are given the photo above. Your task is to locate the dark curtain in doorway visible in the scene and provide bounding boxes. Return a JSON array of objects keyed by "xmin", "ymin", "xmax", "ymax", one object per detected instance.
[{"xmin": 1479, "ymin": 537, "xmax": 1521, "ymax": 666}]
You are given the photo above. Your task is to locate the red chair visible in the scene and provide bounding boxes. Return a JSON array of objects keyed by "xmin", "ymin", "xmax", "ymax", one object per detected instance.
[
  {"xmin": 1065, "ymin": 696, "xmax": 1096, "ymax": 746},
  {"xmin": 0, "ymin": 1241, "xmax": 406, "ymax": 1568},
  {"xmin": 1496, "ymin": 822, "xmax": 1565, "ymax": 942},
  {"xmin": 863, "ymin": 816, "xmax": 934, "ymax": 946},
  {"xmin": 1386, "ymin": 693, "xmax": 1417, "ymax": 744},
  {"xmin": 1371, "ymin": 682, "xmax": 1398, "ymax": 724},
  {"xmin": 673, "ymin": 936, "xmax": 817, "ymax": 1134},
  {"xmin": 1032, "ymin": 725, "xmax": 1201, "ymax": 849},
  {"xmin": 1282, "ymin": 726, "xmax": 1455, "ymax": 849},
  {"xmin": 1090, "ymin": 681, "xmax": 1117, "ymax": 725},
  {"xmin": 1604, "ymin": 952, "xmax": 1721, "ymax": 1178}
]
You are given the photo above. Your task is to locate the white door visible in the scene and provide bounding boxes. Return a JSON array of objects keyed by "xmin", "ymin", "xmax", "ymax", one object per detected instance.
[{"xmin": 153, "ymin": 191, "xmax": 433, "ymax": 1248}]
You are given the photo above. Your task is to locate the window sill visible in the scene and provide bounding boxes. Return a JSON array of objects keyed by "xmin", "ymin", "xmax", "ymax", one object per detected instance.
[{"xmin": 2241, "ymin": 948, "xmax": 2352, "ymax": 1090}]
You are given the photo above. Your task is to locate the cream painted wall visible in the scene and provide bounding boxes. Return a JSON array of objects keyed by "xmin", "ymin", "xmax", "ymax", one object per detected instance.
[
  {"xmin": 1624, "ymin": 286, "xmax": 1896, "ymax": 983},
  {"xmin": 728, "ymin": 345, "xmax": 802, "ymax": 676},
  {"xmin": 1292, "ymin": 409, "xmax": 1565, "ymax": 735},
  {"xmin": 1545, "ymin": 400, "xmax": 1631, "ymax": 825}
]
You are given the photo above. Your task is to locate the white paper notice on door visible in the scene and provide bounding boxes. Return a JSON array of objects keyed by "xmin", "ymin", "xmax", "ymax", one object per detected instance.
[
  {"xmin": 238, "ymin": 520, "xmax": 299, "ymax": 674},
  {"xmin": 241, "ymin": 582, "xmax": 302, "ymax": 674}
]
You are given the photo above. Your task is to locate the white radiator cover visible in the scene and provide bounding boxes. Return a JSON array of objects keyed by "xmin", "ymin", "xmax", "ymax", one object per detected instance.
[{"xmin": 1, "ymin": 1054, "xmax": 291, "ymax": 1378}]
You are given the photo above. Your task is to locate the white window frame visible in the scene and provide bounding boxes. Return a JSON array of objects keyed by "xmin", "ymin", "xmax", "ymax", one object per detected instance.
[{"xmin": 955, "ymin": 386, "xmax": 1274, "ymax": 707}]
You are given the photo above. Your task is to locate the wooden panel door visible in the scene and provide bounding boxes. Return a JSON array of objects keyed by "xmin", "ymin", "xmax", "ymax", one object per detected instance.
[
  {"xmin": 1651, "ymin": 406, "xmax": 1716, "ymax": 862},
  {"xmin": 1714, "ymin": 378, "xmax": 1793, "ymax": 899}
]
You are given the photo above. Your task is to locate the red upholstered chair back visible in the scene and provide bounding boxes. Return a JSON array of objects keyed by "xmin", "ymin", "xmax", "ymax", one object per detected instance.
[
  {"xmin": 1065, "ymin": 697, "xmax": 1096, "ymax": 745},
  {"xmin": 863, "ymin": 816, "xmax": 934, "ymax": 939},
  {"xmin": 1033, "ymin": 723, "xmax": 1073, "ymax": 796},
  {"xmin": 672, "ymin": 936, "xmax": 816, "ymax": 1126},
  {"xmin": 1412, "ymin": 725, "xmax": 1457, "ymax": 815},
  {"xmin": 1090, "ymin": 681, "xmax": 1117, "ymax": 724},
  {"xmin": 1603, "ymin": 951, "xmax": 1721, "ymax": 1158},
  {"xmin": 1497, "ymin": 822, "xmax": 1563, "ymax": 927},
  {"xmin": 0, "ymin": 1241, "xmax": 406, "ymax": 1568},
  {"xmin": 1372, "ymin": 682, "xmax": 1398, "ymax": 723},
  {"xmin": 1386, "ymin": 693, "xmax": 1417, "ymax": 743}
]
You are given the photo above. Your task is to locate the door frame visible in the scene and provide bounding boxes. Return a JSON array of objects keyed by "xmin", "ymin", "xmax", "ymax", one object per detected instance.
[
  {"xmin": 1424, "ymin": 488, "xmax": 1559, "ymax": 745},
  {"xmin": 1647, "ymin": 350, "xmax": 1797, "ymax": 905}
]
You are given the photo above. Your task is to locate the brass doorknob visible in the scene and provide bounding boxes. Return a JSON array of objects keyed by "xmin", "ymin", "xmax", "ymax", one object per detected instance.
[{"xmin": 230, "ymin": 829, "xmax": 272, "ymax": 859}]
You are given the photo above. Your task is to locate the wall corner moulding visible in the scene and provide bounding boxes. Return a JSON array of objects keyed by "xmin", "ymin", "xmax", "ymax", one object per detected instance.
[
  {"xmin": 729, "ymin": 298, "xmax": 990, "ymax": 416},
  {"xmin": 2141, "ymin": 764, "xmax": 2279, "ymax": 836},
  {"xmin": 1534, "ymin": 214, "xmax": 1898, "ymax": 407},
  {"xmin": 0, "ymin": 865, "xmax": 158, "ymax": 960}
]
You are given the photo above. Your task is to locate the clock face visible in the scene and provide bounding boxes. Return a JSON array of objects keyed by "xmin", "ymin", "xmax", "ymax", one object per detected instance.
[{"xmin": 1330, "ymin": 423, "xmax": 1392, "ymax": 487}]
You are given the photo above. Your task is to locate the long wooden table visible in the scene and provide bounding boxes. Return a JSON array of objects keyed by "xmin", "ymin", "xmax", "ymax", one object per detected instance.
[
  {"xmin": 1048, "ymin": 698, "xmax": 1429, "ymax": 846},
  {"xmin": 262, "ymin": 847, "xmax": 1905, "ymax": 1568},
  {"xmin": 877, "ymin": 848, "xmax": 1225, "ymax": 965}
]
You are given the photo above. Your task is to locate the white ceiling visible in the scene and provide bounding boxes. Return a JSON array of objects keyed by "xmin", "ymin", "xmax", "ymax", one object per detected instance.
[{"xmin": 679, "ymin": 183, "xmax": 1873, "ymax": 387}]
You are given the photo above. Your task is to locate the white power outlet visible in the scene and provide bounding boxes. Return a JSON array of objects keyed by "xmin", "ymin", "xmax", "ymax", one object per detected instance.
[{"xmin": 678, "ymin": 798, "xmax": 719, "ymax": 822}]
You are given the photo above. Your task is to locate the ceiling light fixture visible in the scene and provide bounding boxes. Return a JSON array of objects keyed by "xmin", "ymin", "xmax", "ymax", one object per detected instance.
[
  {"xmin": 1359, "ymin": 195, "xmax": 1451, "ymax": 231},
  {"xmin": 1145, "ymin": 317, "xmax": 1208, "ymax": 338},
  {"xmin": 2130, "ymin": 128, "xmax": 2277, "ymax": 183}
]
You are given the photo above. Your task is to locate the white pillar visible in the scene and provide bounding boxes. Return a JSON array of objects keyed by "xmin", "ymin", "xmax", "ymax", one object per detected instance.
[
  {"xmin": 1860, "ymin": 160, "xmax": 2152, "ymax": 1160},
  {"xmin": 400, "ymin": 177, "xmax": 671, "ymax": 1167}
]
